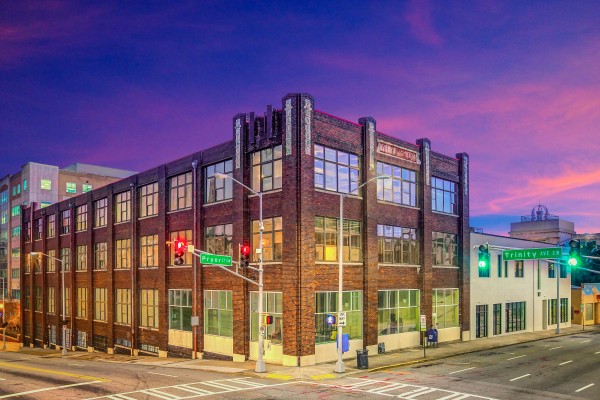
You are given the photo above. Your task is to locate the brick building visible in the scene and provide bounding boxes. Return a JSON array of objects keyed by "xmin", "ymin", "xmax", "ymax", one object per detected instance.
[{"xmin": 20, "ymin": 93, "xmax": 470, "ymax": 366}]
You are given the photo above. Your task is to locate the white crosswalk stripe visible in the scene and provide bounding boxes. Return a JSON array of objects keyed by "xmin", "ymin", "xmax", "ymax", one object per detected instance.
[{"xmin": 86, "ymin": 378, "xmax": 283, "ymax": 400}]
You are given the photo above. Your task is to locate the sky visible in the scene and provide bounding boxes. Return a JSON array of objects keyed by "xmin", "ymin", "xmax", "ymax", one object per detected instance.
[{"xmin": 1, "ymin": 1, "xmax": 599, "ymax": 235}]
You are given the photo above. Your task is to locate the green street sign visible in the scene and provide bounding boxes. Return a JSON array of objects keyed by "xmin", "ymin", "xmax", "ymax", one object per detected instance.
[
  {"xmin": 502, "ymin": 247, "xmax": 562, "ymax": 261},
  {"xmin": 200, "ymin": 253, "xmax": 232, "ymax": 266}
]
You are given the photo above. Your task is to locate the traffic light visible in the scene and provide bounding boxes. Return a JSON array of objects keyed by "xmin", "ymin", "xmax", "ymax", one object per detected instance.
[
  {"xmin": 478, "ymin": 244, "xmax": 490, "ymax": 272},
  {"xmin": 568, "ymin": 239, "xmax": 581, "ymax": 267},
  {"xmin": 240, "ymin": 244, "xmax": 251, "ymax": 267},
  {"xmin": 173, "ymin": 239, "xmax": 187, "ymax": 265},
  {"xmin": 263, "ymin": 315, "xmax": 273, "ymax": 325}
]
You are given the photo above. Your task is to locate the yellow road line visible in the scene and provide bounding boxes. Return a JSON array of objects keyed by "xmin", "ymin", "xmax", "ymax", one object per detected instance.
[
  {"xmin": 266, "ymin": 373, "xmax": 293, "ymax": 380},
  {"xmin": 310, "ymin": 373, "xmax": 336, "ymax": 380},
  {"xmin": 0, "ymin": 362, "xmax": 108, "ymax": 382}
]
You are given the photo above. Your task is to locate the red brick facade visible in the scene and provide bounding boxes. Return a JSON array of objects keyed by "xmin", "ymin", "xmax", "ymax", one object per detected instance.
[{"xmin": 20, "ymin": 92, "xmax": 470, "ymax": 364}]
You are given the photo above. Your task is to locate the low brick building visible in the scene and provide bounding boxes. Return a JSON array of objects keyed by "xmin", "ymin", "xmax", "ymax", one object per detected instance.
[{"xmin": 20, "ymin": 93, "xmax": 470, "ymax": 366}]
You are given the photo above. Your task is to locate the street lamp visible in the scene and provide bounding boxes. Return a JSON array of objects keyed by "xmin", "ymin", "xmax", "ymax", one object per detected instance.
[
  {"xmin": 1, "ymin": 276, "xmax": 6, "ymax": 350},
  {"xmin": 31, "ymin": 252, "xmax": 67, "ymax": 355},
  {"xmin": 335, "ymin": 174, "xmax": 390, "ymax": 374},
  {"xmin": 214, "ymin": 172, "xmax": 266, "ymax": 373}
]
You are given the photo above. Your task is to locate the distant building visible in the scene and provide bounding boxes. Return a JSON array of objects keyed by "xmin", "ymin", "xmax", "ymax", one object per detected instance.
[
  {"xmin": 0, "ymin": 162, "xmax": 136, "ymax": 300},
  {"xmin": 509, "ymin": 204, "xmax": 575, "ymax": 245},
  {"xmin": 571, "ymin": 283, "xmax": 600, "ymax": 326},
  {"xmin": 470, "ymin": 232, "xmax": 571, "ymax": 340}
]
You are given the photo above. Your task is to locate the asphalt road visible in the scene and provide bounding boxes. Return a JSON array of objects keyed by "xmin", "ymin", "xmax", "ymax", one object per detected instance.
[{"xmin": 1, "ymin": 332, "xmax": 599, "ymax": 399}]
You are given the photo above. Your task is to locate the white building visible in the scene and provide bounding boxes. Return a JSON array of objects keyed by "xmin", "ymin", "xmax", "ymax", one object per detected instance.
[{"xmin": 470, "ymin": 232, "xmax": 571, "ymax": 340}]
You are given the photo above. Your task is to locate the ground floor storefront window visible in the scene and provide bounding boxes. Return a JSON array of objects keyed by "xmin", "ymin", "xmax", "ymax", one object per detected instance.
[
  {"xmin": 250, "ymin": 292, "xmax": 282, "ymax": 343},
  {"xmin": 432, "ymin": 288, "xmax": 459, "ymax": 328},
  {"xmin": 506, "ymin": 301, "xmax": 526, "ymax": 332},
  {"xmin": 378, "ymin": 289, "xmax": 419, "ymax": 335},
  {"xmin": 315, "ymin": 291, "xmax": 362, "ymax": 344}
]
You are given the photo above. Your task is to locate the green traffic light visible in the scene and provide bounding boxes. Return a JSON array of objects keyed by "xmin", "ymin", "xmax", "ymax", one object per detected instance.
[{"xmin": 568, "ymin": 257, "xmax": 578, "ymax": 267}]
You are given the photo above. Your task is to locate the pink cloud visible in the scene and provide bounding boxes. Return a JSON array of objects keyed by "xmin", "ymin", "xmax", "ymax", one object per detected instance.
[{"xmin": 403, "ymin": 0, "xmax": 443, "ymax": 46}]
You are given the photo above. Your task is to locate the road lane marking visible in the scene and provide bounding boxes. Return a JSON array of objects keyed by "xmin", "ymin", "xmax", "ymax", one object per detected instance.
[
  {"xmin": 510, "ymin": 374, "xmax": 530, "ymax": 381},
  {"xmin": 0, "ymin": 381, "xmax": 105, "ymax": 399},
  {"xmin": 595, "ymin": 351, "xmax": 600, "ymax": 354},
  {"xmin": 549, "ymin": 346, "xmax": 562, "ymax": 350},
  {"xmin": 576, "ymin": 383, "xmax": 594, "ymax": 393},
  {"xmin": 448, "ymin": 367, "xmax": 475, "ymax": 374},
  {"xmin": 507, "ymin": 355, "xmax": 526, "ymax": 361},
  {"xmin": 580, "ymin": 339, "xmax": 591, "ymax": 343},
  {"xmin": 0, "ymin": 362, "xmax": 108, "ymax": 381},
  {"xmin": 69, "ymin": 363, "xmax": 85, "ymax": 366},
  {"xmin": 147, "ymin": 371, "xmax": 178, "ymax": 378},
  {"xmin": 559, "ymin": 360, "xmax": 573, "ymax": 366}
]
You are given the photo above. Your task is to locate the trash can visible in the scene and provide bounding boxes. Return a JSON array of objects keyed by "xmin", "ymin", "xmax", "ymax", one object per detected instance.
[
  {"xmin": 356, "ymin": 349, "xmax": 369, "ymax": 369},
  {"xmin": 378, "ymin": 342, "xmax": 385, "ymax": 354}
]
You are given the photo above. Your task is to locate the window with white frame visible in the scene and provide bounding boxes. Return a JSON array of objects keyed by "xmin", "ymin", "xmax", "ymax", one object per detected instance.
[
  {"xmin": 204, "ymin": 290, "xmax": 232, "ymax": 337},
  {"xmin": 432, "ymin": 232, "xmax": 458, "ymax": 266},
  {"xmin": 251, "ymin": 145, "xmax": 282, "ymax": 192},
  {"xmin": 376, "ymin": 161, "xmax": 417, "ymax": 206},
  {"xmin": 252, "ymin": 217, "xmax": 282, "ymax": 262},
  {"xmin": 314, "ymin": 144, "xmax": 359, "ymax": 194},
  {"xmin": 169, "ymin": 289, "xmax": 192, "ymax": 331},
  {"xmin": 205, "ymin": 160, "xmax": 233, "ymax": 203},
  {"xmin": 169, "ymin": 172, "xmax": 192, "ymax": 211},
  {"xmin": 432, "ymin": 288, "xmax": 459, "ymax": 328},
  {"xmin": 140, "ymin": 289, "xmax": 159, "ymax": 328},
  {"xmin": 251, "ymin": 291, "xmax": 282, "ymax": 343},
  {"xmin": 315, "ymin": 291, "xmax": 362, "ymax": 343},
  {"xmin": 431, "ymin": 177, "xmax": 458, "ymax": 215},
  {"xmin": 378, "ymin": 289, "xmax": 420, "ymax": 335},
  {"xmin": 377, "ymin": 224, "xmax": 419, "ymax": 265},
  {"xmin": 139, "ymin": 234, "xmax": 158, "ymax": 268}
]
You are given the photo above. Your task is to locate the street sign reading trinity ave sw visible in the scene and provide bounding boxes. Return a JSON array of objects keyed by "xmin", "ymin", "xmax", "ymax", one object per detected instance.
[
  {"xmin": 502, "ymin": 247, "xmax": 562, "ymax": 261},
  {"xmin": 200, "ymin": 253, "xmax": 232, "ymax": 266}
]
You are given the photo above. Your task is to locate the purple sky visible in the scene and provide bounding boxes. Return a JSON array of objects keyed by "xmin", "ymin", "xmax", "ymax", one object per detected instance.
[{"xmin": 2, "ymin": 1, "xmax": 599, "ymax": 235}]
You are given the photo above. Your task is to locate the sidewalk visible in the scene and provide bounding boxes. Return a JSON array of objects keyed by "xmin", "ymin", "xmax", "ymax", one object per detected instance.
[{"xmin": 4, "ymin": 325, "xmax": 598, "ymax": 380}]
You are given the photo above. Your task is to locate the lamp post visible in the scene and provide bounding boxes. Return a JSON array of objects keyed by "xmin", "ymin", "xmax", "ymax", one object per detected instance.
[
  {"xmin": 214, "ymin": 173, "xmax": 266, "ymax": 373},
  {"xmin": 1, "ymin": 276, "xmax": 6, "ymax": 350},
  {"xmin": 31, "ymin": 252, "xmax": 66, "ymax": 355},
  {"xmin": 335, "ymin": 174, "xmax": 390, "ymax": 374}
]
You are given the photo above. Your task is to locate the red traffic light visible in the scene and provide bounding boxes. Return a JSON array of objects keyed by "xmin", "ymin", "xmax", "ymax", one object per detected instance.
[
  {"xmin": 173, "ymin": 239, "xmax": 187, "ymax": 265},
  {"xmin": 240, "ymin": 245, "xmax": 251, "ymax": 257}
]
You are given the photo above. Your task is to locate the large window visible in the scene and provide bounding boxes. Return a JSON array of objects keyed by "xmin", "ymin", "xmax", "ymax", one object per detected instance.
[
  {"xmin": 114, "ymin": 191, "xmax": 131, "ymax": 223},
  {"xmin": 140, "ymin": 289, "xmax": 159, "ymax": 328},
  {"xmin": 561, "ymin": 298, "xmax": 568, "ymax": 322},
  {"xmin": 76, "ymin": 204, "xmax": 88, "ymax": 231},
  {"xmin": 493, "ymin": 303, "xmax": 502, "ymax": 335},
  {"xmin": 431, "ymin": 177, "xmax": 458, "ymax": 215},
  {"xmin": 115, "ymin": 239, "xmax": 131, "ymax": 269},
  {"xmin": 94, "ymin": 198, "xmax": 107, "ymax": 228},
  {"xmin": 377, "ymin": 224, "xmax": 419, "ymax": 265},
  {"xmin": 76, "ymin": 245, "xmax": 87, "ymax": 271},
  {"xmin": 35, "ymin": 286, "xmax": 42, "ymax": 311},
  {"xmin": 506, "ymin": 301, "xmax": 526, "ymax": 332},
  {"xmin": 64, "ymin": 287, "xmax": 71, "ymax": 316},
  {"xmin": 47, "ymin": 249, "xmax": 56, "ymax": 272},
  {"xmin": 315, "ymin": 216, "xmax": 361, "ymax": 262},
  {"xmin": 94, "ymin": 288, "xmax": 107, "ymax": 321},
  {"xmin": 432, "ymin": 232, "xmax": 458, "ymax": 266},
  {"xmin": 61, "ymin": 248, "xmax": 70, "ymax": 271},
  {"xmin": 11, "ymin": 206, "xmax": 20, "ymax": 216},
  {"xmin": 376, "ymin": 162, "xmax": 417, "ymax": 206},
  {"xmin": 169, "ymin": 230, "xmax": 192, "ymax": 266},
  {"xmin": 24, "ymin": 287, "xmax": 30, "ymax": 310},
  {"xmin": 66, "ymin": 182, "xmax": 77, "ymax": 194},
  {"xmin": 115, "ymin": 288, "xmax": 131, "ymax": 324},
  {"xmin": 169, "ymin": 289, "xmax": 192, "ymax": 331},
  {"xmin": 139, "ymin": 182, "xmax": 158, "ymax": 218},
  {"xmin": 94, "ymin": 242, "xmax": 107, "ymax": 270},
  {"xmin": 169, "ymin": 172, "xmax": 192, "ymax": 211},
  {"xmin": 11, "ymin": 226, "xmax": 20, "ymax": 238},
  {"xmin": 41, "ymin": 179, "xmax": 52, "ymax": 190},
  {"xmin": 205, "ymin": 160, "xmax": 233, "ymax": 203},
  {"xmin": 48, "ymin": 287, "xmax": 56, "ymax": 314},
  {"xmin": 205, "ymin": 224, "xmax": 233, "ymax": 256},
  {"xmin": 82, "ymin": 184, "xmax": 92, "ymax": 193},
  {"xmin": 515, "ymin": 260, "xmax": 524, "ymax": 277},
  {"xmin": 139, "ymin": 234, "xmax": 158, "ymax": 268},
  {"xmin": 204, "ymin": 290, "xmax": 232, "ymax": 337},
  {"xmin": 549, "ymin": 299, "xmax": 558, "ymax": 325},
  {"xmin": 251, "ymin": 291, "xmax": 282, "ymax": 343},
  {"xmin": 378, "ymin": 290, "xmax": 420, "ymax": 335},
  {"xmin": 314, "ymin": 144, "xmax": 359, "ymax": 194},
  {"xmin": 252, "ymin": 145, "xmax": 282, "ymax": 192},
  {"xmin": 476, "ymin": 305, "xmax": 488, "ymax": 338},
  {"xmin": 315, "ymin": 291, "xmax": 362, "ymax": 344},
  {"xmin": 433, "ymin": 288, "xmax": 459, "ymax": 328},
  {"xmin": 34, "ymin": 218, "xmax": 43, "ymax": 240},
  {"xmin": 60, "ymin": 209, "xmax": 70, "ymax": 234},
  {"xmin": 76, "ymin": 287, "xmax": 88, "ymax": 319},
  {"xmin": 252, "ymin": 217, "xmax": 282, "ymax": 262}
]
